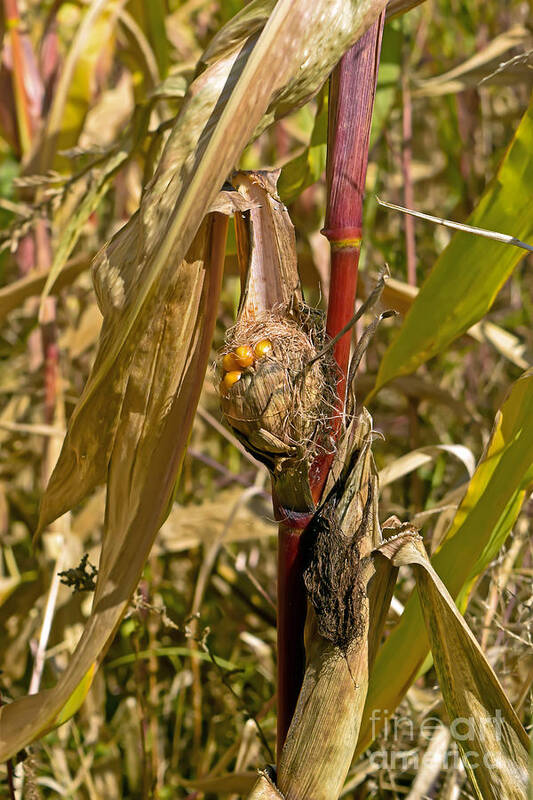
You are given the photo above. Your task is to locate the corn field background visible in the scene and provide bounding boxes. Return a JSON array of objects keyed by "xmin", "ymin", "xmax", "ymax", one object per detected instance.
[{"xmin": 0, "ymin": 0, "xmax": 532, "ymax": 798}]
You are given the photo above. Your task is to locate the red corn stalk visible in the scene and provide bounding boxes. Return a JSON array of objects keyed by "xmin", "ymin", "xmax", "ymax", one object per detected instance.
[
  {"xmin": 276, "ymin": 14, "xmax": 385, "ymax": 757},
  {"xmin": 312, "ymin": 13, "xmax": 385, "ymax": 502},
  {"xmin": 401, "ymin": 70, "xmax": 416, "ymax": 286},
  {"xmin": 275, "ymin": 506, "xmax": 313, "ymax": 756}
]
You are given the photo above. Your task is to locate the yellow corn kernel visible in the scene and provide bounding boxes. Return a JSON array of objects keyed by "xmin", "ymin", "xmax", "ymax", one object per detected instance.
[
  {"xmin": 221, "ymin": 370, "xmax": 242, "ymax": 393},
  {"xmin": 222, "ymin": 352, "xmax": 240, "ymax": 372},
  {"xmin": 234, "ymin": 345, "xmax": 254, "ymax": 368},
  {"xmin": 254, "ymin": 339, "xmax": 273, "ymax": 358}
]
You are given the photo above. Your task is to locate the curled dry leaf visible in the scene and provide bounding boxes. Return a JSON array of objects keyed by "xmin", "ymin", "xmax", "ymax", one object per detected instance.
[
  {"xmin": 377, "ymin": 530, "xmax": 529, "ymax": 800},
  {"xmin": 378, "ymin": 443, "xmax": 475, "ymax": 488},
  {"xmin": 412, "ymin": 25, "xmax": 529, "ymax": 96}
]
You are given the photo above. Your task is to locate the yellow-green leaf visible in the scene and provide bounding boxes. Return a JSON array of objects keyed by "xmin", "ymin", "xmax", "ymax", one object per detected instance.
[
  {"xmin": 278, "ymin": 88, "xmax": 328, "ymax": 203},
  {"xmin": 372, "ymin": 96, "xmax": 533, "ymax": 395},
  {"xmin": 358, "ymin": 368, "xmax": 533, "ymax": 753},
  {"xmin": 54, "ymin": 663, "xmax": 96, "ymax": 726},
  {"xmin": 378, "ymin": 533, "xmax": 529, "ymax": 800}
]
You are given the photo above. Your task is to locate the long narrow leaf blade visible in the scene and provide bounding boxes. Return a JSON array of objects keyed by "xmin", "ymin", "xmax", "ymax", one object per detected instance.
[
  {"xmin": 372, "ymin": 96, "xmax": 533, "ymax": 395},
  {"xmin": 0, "ymin": 214, "xmax": 227, "ymax": 759}
]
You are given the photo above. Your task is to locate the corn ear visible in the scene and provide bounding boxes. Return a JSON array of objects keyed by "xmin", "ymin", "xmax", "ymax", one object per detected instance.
[{"xmin": 219, "ymin": 171, "xmax": 336, "ymax": 512}]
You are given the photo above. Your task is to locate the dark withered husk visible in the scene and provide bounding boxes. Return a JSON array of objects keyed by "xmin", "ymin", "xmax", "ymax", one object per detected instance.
[
  {"xmin": 219, "ymin": 300, "xmax": 338, "ymax": 473},
  {"xmin": 301, "ymin": 437, "xmax": 375, "ymax": 651}
]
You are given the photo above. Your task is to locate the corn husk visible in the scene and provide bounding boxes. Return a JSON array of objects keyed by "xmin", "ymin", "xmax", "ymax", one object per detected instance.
[{"xmin": 275, "ymin": 410, "xmax": 396, "ymax": 800}]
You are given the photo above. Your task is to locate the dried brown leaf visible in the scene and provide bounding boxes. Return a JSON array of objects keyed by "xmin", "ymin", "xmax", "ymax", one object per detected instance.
[
  {"xmin": 378, "ymin": 532, "xmax": 529, "ymax": 800},
  {"xmin": 0, "ymin": 213, "xmax": 227, "ymax": 759}
]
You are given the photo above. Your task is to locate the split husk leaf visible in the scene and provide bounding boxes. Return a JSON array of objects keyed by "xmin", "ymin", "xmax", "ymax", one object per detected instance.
[
  {"xmin": 377, "ymin": 531, "xmax": 529, "ymax": 800},
  {"xmin": 275, "ymin": 411, "xmax": 397, "ymax": 800},
  {"xmin": 359, "ymin": 367, "xmax": 533, "ymax": 754},
  {"xmin": 248, "ymin": 447, "xmax": 528, "ymax": 800}
]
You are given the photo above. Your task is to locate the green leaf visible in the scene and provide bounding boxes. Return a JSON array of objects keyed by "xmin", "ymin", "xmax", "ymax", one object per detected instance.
[
  {"xmin": 123, "ymin": 0, "xmax": 169, "ymax": 87},
  {"xmin": 358, "ymin": 368, "xmax": 533, "ymax": 753},
  {"xmin": 144, "ymin": 0, "xmax": 169, "ymax": 79},
  {"xmin": 371, "ymin": 96, "xmax": 533, "ymax": 396}
]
